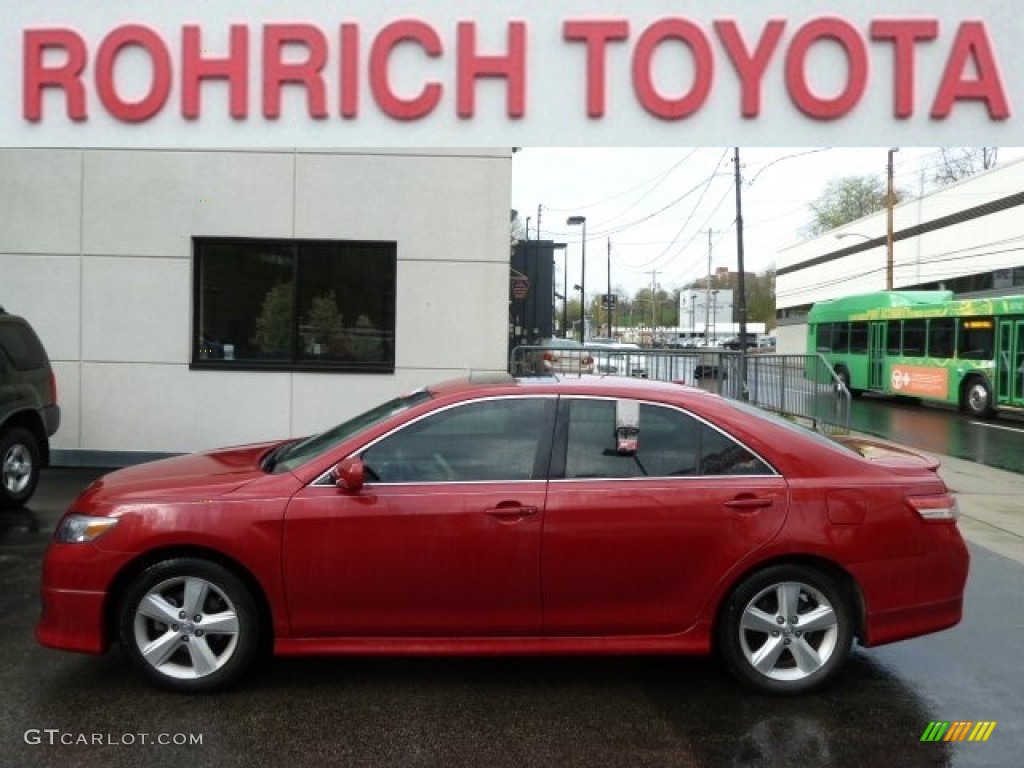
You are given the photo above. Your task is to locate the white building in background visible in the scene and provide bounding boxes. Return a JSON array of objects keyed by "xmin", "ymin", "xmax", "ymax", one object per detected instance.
[
  {"xmin": 0, "ymin": 148, "xmax": 513, "ymax": 464},
  {"xmin": 775, "ymin": 157, "xmax": 1024, "ymax": 354}
]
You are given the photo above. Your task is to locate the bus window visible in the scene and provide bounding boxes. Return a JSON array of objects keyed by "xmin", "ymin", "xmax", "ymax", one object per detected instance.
[
  {"xmin": 833, "ymin": 323, "xmax": 850, "ymax": 353},
  {"xmin": 886, "ymin": 320, "xmax": 902, "ymax": 355},
  {"xmin": 850, "ymin": 322, "xmax": 868, "ymax": 353},
  {"xmin": 928, "ymin": 318, "xmax": 955, "ymax": 358},
  {"xmin": 958, "ymin": 318, "xmax": 994, "ymax": 360},
  {"xmin": 903, "ymin": 319, "xmax": 926, "ymax": 357},
  {"xmin": 816, "ymin": 323, "xmax": 833, "ymax": 352}
]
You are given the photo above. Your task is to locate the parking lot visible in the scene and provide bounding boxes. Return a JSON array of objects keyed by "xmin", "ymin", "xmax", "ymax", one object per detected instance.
[{"xmin": 0, "ymin": 466, "xmax": 1020, "ymax": 767}]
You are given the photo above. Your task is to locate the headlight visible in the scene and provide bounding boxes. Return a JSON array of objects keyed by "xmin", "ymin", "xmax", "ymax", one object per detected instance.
[{"xmin": 55, "ymin": 514, "xmax": 119, "ymax": 543}]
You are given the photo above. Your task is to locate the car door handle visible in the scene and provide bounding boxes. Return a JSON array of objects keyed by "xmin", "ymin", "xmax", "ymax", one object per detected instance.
[
  {"xmin": 485, "ymin": 503, "xmax": 538, "ymax": 522},
  {"xmin": 724, "ymin": 497, "xmax": 774, "ymax": 511}
]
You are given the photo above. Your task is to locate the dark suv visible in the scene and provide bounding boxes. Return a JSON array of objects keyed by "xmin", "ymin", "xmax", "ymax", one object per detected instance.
[{"xmin": 0, "ymin": 307, "xmax": 60, "ymax": 508}]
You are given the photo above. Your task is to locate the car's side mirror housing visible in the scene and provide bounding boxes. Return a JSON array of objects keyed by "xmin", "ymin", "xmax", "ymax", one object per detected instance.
[{"xmin": 332, "ymin": 457, "xmax": 365, "ymax": 493}]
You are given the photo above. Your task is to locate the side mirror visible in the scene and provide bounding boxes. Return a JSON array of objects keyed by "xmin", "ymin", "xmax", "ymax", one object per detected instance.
[{"xmin": 332, "ymin": 457, "xmax": 365, "ymax": 493}]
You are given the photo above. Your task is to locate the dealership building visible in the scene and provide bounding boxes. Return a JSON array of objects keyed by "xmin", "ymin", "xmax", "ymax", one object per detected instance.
[
  {"xmin": 0, "ymin": 148, "xmax": 513, "ymax": 464},
  {"xmin": 775, "ymin": 157, "xmax": 1024, "ymax": 354}
]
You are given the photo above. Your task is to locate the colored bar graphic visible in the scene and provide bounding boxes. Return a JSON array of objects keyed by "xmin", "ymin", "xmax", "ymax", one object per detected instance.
[
  {"xmin": 921, "ymin": 721, "xmax": 997, "ymax": 742},
  {"xmin": 969, "ymin": 722, "xmax": 998, "ymax": 742}
]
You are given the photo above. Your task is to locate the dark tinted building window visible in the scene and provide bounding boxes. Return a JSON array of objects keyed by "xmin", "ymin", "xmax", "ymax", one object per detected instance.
[{"xmin": 193, "ymin": 238, "xmax": 396, "ymax": 371}]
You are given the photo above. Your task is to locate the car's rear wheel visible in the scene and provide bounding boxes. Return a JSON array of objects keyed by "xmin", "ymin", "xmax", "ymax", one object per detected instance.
[
  {"xmin": 0, "ymin": 427, "xmax": 41, "ymax": 509},
  {"xmin": 719, "ymin": 564, "xmax": 853, "ymax": 694},
  {"xmin": 119, "ymin": 558, "xmax": 260, "ymax": 693}
]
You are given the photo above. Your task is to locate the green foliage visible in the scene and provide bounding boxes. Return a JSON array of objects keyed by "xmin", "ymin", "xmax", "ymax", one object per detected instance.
[
  {"xmin": 308, "ymin": 290, "xmax": 351, "ymax": 357},
  {"xmin": 806, "ymin": 176, "xmax": 903, "ymax": 236},
  {"xmin": 251, "ymin": 282, "xmax": 294, "ymax": 356}
]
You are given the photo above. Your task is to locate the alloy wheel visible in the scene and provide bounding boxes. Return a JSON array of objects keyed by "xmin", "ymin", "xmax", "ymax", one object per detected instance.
[
  {"xmin": 132, "ymin": 575, "xmax": 241, "ymax": 681},
  {"xmin": 737, "ymin": 580, "xmax": 840, "ymax": 683}
]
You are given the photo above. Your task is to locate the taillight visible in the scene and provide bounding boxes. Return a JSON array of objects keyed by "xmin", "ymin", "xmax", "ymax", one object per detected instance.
[
  {"xmin": 907, "ymin": 493, "xmax": 959, "ymax": 521},
  {"xmin": 49, "ymin": 370, "xmax": 58, "ymax": 404}
]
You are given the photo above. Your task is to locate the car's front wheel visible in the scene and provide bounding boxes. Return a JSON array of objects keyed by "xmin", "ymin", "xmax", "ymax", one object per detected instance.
[
  {"xmin": 0, "ymin": 427, "xmax": 41, "ymax": 509},
  {"xmin": 119, "ymin": 558, "xmax": 260, "ymax": 693},
  {"xmin": 718, "ymin": 564, "xmax": 853, "ymax": 694}
]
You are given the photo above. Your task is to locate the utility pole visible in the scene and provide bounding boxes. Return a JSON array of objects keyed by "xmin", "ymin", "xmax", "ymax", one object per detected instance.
[
  {"xmin": 886, "ymin": 148, "xmax": 898, "ymax": 290},
  {"xmin": 606, "ymin": 239, "xmax": 612, "ymax": 337},
  {"xmin": 705, "ymin": 229, "xmax": 714, "ymax": 343},
  {"xmin": 646, "ymin": 270, "xmax": 659, "ymax": 342},
  {"xmin": 536, "ymin": 204, "xmax": 542, "ymax": 241},
  {"xmin": 734, "ymin": 147, "xmax": 749, "ymax": 398}
]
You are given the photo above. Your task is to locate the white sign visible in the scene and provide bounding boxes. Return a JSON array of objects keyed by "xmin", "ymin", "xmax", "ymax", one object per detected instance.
[{"xmin": 2, "ymin": 0, "xmax": 1019, "ymax": 146}]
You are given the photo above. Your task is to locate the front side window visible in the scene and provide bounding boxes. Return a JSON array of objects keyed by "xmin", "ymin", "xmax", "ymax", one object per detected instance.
[
  {"xmin": 193, "ymin": 238, "xmax": 396, "ymax": 371},
  {"xmin": 362, "ymin": 398, "xmax": 553, "ymax": 483},
  {"xmin": 563, "ymin": 399, "xmax": 771, "ymax": 480}
]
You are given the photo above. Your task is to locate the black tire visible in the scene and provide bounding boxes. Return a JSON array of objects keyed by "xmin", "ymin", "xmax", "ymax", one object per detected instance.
[
  {"xmin": 119, "ymin": 558, "xmax": 260, "ymax": 693},
  {"xmin": 833, "ymin": 367, "xmax": 861, "ymax": 398},
  {"xmin": 0, "ymin": 427, "xmax": 41, "ymax": 509},
  {"xmin": 962, "ymin": 376, "xmax": 994, "ymax": 419},
  {"xmin": 718, "ymin": 564, "xmax": 853, "ymax": 695}
]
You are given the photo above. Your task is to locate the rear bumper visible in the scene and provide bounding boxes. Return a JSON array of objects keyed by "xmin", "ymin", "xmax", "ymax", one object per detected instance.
[
  {"xmin": 856, "ymin": 525, "xmax": 970, "ymax": 647},
  {"xmin": 41, "ymin": 403, "xmax": 60, "ymax": 438}
]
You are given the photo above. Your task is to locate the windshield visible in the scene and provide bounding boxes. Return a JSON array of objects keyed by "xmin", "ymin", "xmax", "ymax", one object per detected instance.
[{"xmin": 271, "ymin": 388, "xmax": 433, "ymax": 473}]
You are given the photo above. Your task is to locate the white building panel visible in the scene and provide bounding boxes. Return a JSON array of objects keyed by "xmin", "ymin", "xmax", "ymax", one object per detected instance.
[
  {"xmin": 81, "ymin": 256, "xmax": 190, "ymax": 364},
  {"xmin": 0, "ymin": 150, "xmax": 82, "ymax": 255},
  {"xmin": 82, "ymin": 150, "xmax": 297, "ymax": 257},
  {"xmin": 80, "ymin": 363, "xmax": 293, "ymax": 453},
  {"xmin": 0, "ymin": 253, "xmax": 81, "ymax": 361}
]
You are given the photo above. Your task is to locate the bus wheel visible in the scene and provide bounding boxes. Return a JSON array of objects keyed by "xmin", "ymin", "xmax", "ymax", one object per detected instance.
[
  {"xmin": 963, "ymin": 376, "xmax": 994, "ymax": 419},
  {"xmin": 834, "ymin": 367, "xmax": 861, "ymax": 398}
]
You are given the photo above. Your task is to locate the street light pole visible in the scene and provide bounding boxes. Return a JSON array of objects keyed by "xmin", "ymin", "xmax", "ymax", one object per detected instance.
[{"xmin": 567, "ymin": 216, "xmax": 587, "ymax": 342}]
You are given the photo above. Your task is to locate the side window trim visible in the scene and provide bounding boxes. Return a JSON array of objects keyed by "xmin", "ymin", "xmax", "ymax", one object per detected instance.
[{"xmin": 314, "ymin": 395, "xmax": 559, "ymax": 486}]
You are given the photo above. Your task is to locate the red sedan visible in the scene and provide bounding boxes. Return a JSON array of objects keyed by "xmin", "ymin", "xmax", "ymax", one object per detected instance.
[{"xmin": 37, "ymin": 374, "xmax": 968, "ymax": 694}]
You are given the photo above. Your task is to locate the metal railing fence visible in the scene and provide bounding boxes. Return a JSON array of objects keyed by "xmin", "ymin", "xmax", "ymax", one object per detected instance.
[{"xmin": 509, "ymin": 345, "xmax": 850, "ymax": 435}]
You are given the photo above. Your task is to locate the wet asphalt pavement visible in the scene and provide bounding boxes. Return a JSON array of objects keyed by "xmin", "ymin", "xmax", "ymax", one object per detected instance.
[{"xmin": 1, "ymin": 467, "xmax": 1022, "ymax": 768}]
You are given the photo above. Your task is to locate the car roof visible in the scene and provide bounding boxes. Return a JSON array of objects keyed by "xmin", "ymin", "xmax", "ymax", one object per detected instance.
[{"xmin": 428, "ymin": 372, "xmax": 709, "ymax": 401}]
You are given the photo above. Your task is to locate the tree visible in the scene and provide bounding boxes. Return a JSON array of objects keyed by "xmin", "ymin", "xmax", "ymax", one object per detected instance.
[
  {"xmin": 805, "ymin": 176, "xmax": 903, "ymax": 236},
  {"xmin": 510, "ymin": 209, "xmax": 527, "ymax": 242},
  {"xmin": 932, "ymin": 147, "xmax": 998, "ymax": 186}
]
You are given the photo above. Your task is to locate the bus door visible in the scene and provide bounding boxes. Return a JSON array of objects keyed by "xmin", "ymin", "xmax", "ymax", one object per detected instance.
[
  {"xmin": 868, "ymin": 322, "xmax": 886, "ymax": 390},
  {"xmin": 995, "ymin": 319, "xmax": 1024, "ymax": 406}
]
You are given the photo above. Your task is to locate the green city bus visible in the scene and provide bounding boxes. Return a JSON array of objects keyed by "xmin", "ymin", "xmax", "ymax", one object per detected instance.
[{"xmin": 807, "ymin": 290, "xmax": 1024, "ymax": 418}]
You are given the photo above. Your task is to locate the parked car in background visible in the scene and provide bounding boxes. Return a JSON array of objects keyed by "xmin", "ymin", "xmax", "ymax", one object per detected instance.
[
  {"xmin": 587, "ymin": 338, "xmax": 647, "ymax": 377},
  {"xmin": 720, "ymin": 334, "xmax": 758, "ymax": 351},
  {"xmin": 528, "ymin": 338, "xmax": 594, "ymax": 375},
  {"xmin": 38, "ymin": 374, "xmax": 968, "ymax": 694},
  {"xmin": 0, "ymin": 307, "xmax": 60, "ymax": 508}
]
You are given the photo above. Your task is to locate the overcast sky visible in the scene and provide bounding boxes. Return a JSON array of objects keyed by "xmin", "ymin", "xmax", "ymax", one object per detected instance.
[{"xmin": 511, "ymin": 146, "xmax": 1024, "ymax": 298}]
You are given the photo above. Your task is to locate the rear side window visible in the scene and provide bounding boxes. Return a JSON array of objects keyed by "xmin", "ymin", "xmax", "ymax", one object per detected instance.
[
  {"xmin": 563, "ymin": 399, "xmax": 772, "ymax": 479},
  {"xmin": 0, "ymin": 322, "xmax": 47, "ymax": 371}
]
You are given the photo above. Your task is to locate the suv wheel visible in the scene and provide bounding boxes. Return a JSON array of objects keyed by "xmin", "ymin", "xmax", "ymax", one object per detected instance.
[{"xmin": 1, "ymin": 427, "xmax": 41, "ymax": 509}]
